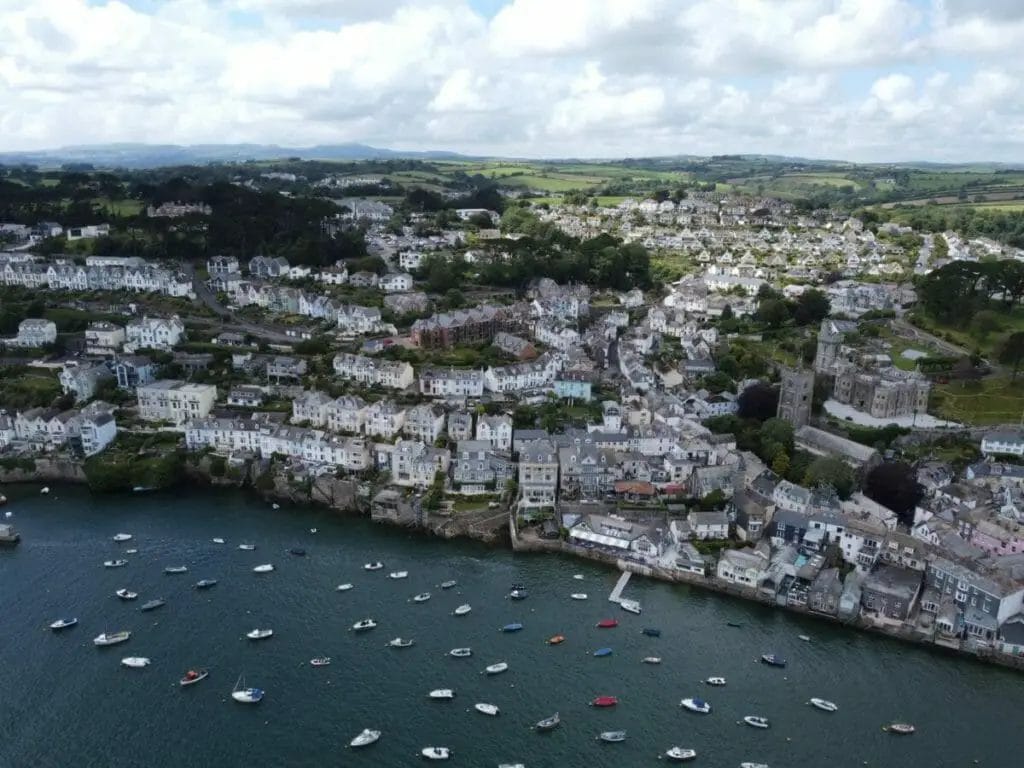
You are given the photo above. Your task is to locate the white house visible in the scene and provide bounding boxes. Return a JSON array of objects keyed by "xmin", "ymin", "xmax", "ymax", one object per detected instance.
[
  {"xmin": 125, "ymin": 315, "xmax": 185, "ymax": 351},
  {"xmin": 326, "ymin": 395, "xmax": 367, "ymax": 434},
  {"xmin": 136, "ymin": 380, "xmax": 216, "ymax": 425},
  {"xmin": 476, "ymin": 414, "xmax": 513, "ymax": 451},
  {"xmin": 982, "ymin": 429, "xmax": 1024, "ymax": 458},
  {"xmin": 7, "ymin": 319, "xmax": 57, "ymax": 348},
  {"xmin": 84, "ymin": 322, "xmax": 125, "ymax": 356},
  {"xmin": 484, "ymin": 354, "xmax": 560, "ymax": 394},
  {"xmin": 419, "ymin": 368, "xmax": 484, "ymax": 398},
  {"xmin": 291, "ymin": 391, "xmax": 334, "ymax": 427},
  {"xmin": 380, "ymin": 273, "xmax": 414, "ymax": 293},
  {"xmin": 364, "ymin": 400, "xmax": 406, "ymax": 439},
  {"xmin": 78, "ymin": 412, "xmax": 117, "ymax": 456},
  {"xmin": 717, "ymin": 547, "xmax": 769, "ymax": 587}
]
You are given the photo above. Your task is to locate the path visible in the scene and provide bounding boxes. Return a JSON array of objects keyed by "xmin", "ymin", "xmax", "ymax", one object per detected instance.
[{"xmin": 608, "ymin": 570, "xmax": 631, "ymax": 604}]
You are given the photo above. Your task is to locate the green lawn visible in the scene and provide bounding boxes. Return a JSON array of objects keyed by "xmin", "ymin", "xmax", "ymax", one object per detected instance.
[{"xmin": 933, "ymin": 376, "xmax": 1024, "ymax": 424}]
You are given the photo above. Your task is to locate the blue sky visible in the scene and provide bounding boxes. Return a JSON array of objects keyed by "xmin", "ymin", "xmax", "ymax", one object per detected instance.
[{"xmin": 6, "ymin": 1, "xmax": 1024, "ymax": 161}]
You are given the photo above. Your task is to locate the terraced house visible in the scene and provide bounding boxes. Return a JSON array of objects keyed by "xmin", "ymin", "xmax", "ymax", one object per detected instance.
[{"xmin": 411, "ymin": 305, "xmax": 517, "ymax": 349}]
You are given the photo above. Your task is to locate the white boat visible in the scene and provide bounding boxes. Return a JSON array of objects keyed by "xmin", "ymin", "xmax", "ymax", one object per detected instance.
[
  {"xmin": 743, "ymin": 715, "xmax": 770, "ymax": 729},
  {"xmin": 619, "ymin": 599, "xmax": 642, "ymax": 615},
  {"xmin": 124, "ymin": 549, "xmax": 138, "ymax": 555},
  {"xmin": 485, "ymin": 662, "xmax": 509, "ymax": 675},
  {"xmin": 389, "ymin": 637, "xmax": 414, "ymax": 648},
  {"xmin": 570, "ymin": 593, "xmax": 588, "ymax": 601},
  {"xmin": 252, "ymin": 564, "xmax": 274, "ymax": 573},
  {"xmin": 642, "ymin": 656, "xmax": 661, "ymax": 664},
  {"xmin": 121, "ymin": 657, "xmax": 150, "ymax": 668},
  {"xmin": 104, "ymin": 560, "xmax": 128, "ymax": 568},
  {"xmin": 238, "ymin": 543, "xmax": 255, "ymax": 551},
  {"xmin": 352, "ymin": 618, "xmax": 377, "ymax": 631},
  {"xmin": 388, "ymin": 571, "xmax": 408, "ymax": 579},
  {"xmin": 573, "ymin": 574, "xmax": 584, "ymax": 580},
  {"xmin": 665, "ymin": 747, "xmax": 697, "ymax": 762},
  {"xmin": 680, "ymin": 697, "xmax": 711, "ymax": 714},
  {"xmin": 116, "ymin": 589, "xmax": 138, "ymax": 600},
  {"xmin": 598, "ymin": 730, "xmax": 627, "ymax": 743},
  {"xmin": 428, "ymin": 689, "xmax": 455, "ymax": 700},
  {"xmin": 740, "ymin": 764, "xmax": 770, "ymax": 768},
  {"xmin": 364, "ymin": 562, "xmax": 384, "ymax": 571},
  {"xmin": 412, "ymin": 592, "xmax": 431, "ymax": 603},
  {"xmin": 498, "ymin": 763, "xmax": 524, "ymax": 768},
  {"xmin": 93, "ymin": 631, "xmax": 130, "ymax": 646},
  {"xmin": 336, "ymin": 583, "xmax": 354, "ymax": 591},
  {"xmin": 809, "ymin": 698, "xmax": 838, "ymax": 712},
  {"xmin": 163, "ymin": 565, "xmax": 188, "ymax": 574},
  {"xmin": 112, "ymin": 533, "xmax": 132, "ymax": 542},
  {"xmin": 474, "ymin": 702, "xmax": 499, "ymax": 716},
  {"xmin": 421, "ymin": 747, "xmax": 450, "ymax": 761},
  {"xmin": 212, "ymin": 538, "xmax": 225, "ymax": 544},
  {"xmin": 884, "ymin": 723, "xmax": 915, "ymax": 735},
  {"xmin": 349, "ymin": 729, "xmax": 380, "ymax": 748},
  {"xmin": 309, "ymin": 527, "xmax": 317, "ymax": 533},
  {"xmin": 231, "ymin": 674, "xmax": 264, "ymax": 704},
  {"xmin": 246, "ymin": 628, "xmax": 273, "ymax": 640},
  {"xmin": 49, "ymin": 618, "xmax": 77, "ymax": 631},
  {"xmin": 705, "ymin": 676, "xmax": 727, "ymax": 686},
  {"xmin": 440, "ymin": 580, "xmax": 457, "ymax": 589},
  {"xmin": 449, "ymin": 647, "xmax": 472, "ymax": 658},
  {"xmin": 799, "ymin": 634, "xmax": 811, "ymax": 641},
  {"xmin": 453, "ymin": 604, "xmax": 471, "ymax": 616},
  {"xmin": 310, "ymin": 657, "xmax": 331, "ymax": 666},
  {"xmin": 40, "ymin": 486, "xmax": 50, "ymax": 494},
  {"xmin": 180, "ymin": 669, "xmax": 208, "ymax": 686}
]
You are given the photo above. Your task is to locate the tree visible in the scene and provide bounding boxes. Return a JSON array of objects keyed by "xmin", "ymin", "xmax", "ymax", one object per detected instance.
[
  {"xmin": 863, "ymin": 461, "xmax": 923, "ymax": 526},
  {"xmin": 803, "ymin": 456, "xmax": 855, "ymax": 499},
  {"xmin": 698, "ymin": 489, "xmax": 727, "ymax": 510},
  {"xmin": 756, "ymin": 298, "xmax": 790, "ymax": 329},
  {"xmin": 759, "ymin": 417, "xmax": 794, "ymax": 463},
  {"xmin": 771, "ymin": 450, "xmax": 790, "ymax": 477},
  {"xmin": 999, "ymin": 331, "xmax": 1024, "ymax": 380},
  {"xmin": 793, "ymin": 289, "xmax": 830, "ymax": 326},
  {"xmin": 970, "ymin": 309, "xmax": 1002, "ymax": 341},
  {"xmin": 737, "ymin": 382, "xmax": 779, "ymax": 422}
]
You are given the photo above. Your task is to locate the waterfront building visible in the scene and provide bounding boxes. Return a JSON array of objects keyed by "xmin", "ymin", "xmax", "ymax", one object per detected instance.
[{"xmin": 136, "ymin": 380, "xmax": 216, "ymax": 425}]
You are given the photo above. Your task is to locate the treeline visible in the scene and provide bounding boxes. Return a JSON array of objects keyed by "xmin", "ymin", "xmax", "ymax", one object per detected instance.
[
  {"xmin": 917, "ymin": 260, "xmax": 1024, "ymax": 323},
  {"xmin": 866, "ymin": 204, "xmax": 1024, "ymax": 247}
]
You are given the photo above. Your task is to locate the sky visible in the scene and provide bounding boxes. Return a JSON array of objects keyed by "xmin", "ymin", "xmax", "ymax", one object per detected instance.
[{"xmin": 1, "ymin": 0, "xmax": 1024, "ymax": 162}]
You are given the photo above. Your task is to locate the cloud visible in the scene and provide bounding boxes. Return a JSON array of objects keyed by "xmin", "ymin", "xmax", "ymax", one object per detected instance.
[{"xmin": 0, "ymin": 0, "xmax": 1021, "ymax": 161}]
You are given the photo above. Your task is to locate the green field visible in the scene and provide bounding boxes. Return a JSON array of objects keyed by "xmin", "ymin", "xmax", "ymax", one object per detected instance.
[{"xmin": 933, "ymin": 376, "xmax": 1024, "ymax": 425}]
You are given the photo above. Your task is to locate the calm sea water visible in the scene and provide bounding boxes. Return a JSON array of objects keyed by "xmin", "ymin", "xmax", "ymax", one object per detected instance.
[{"xmin": 0, "ymin": 486, "xmax": 1020, "ymax": 768}]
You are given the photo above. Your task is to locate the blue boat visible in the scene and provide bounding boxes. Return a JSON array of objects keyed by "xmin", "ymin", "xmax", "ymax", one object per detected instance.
[
  {"xmin": 642, "ymin": 628, "xmax": 661, "ymax": 637},
  {"xmin": 593, "ymin": 647, "xmax": 613, "ymax": 657},
  {"xmin": 761, "ymin": 653, "xmax": 787, "ymax": 667},
  {"xmin": 501, "ymin": 623, "xmax": 524, "ymax": 632}
]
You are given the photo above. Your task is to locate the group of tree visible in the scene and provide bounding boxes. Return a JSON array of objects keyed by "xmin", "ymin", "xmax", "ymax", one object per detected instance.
[
  {"xmin": 755, "ymin": 286, "xmax": 831, "ymax": 330},
  {"xmin": 863, "ymin": 461, "xmax": 923, "ymax": 527},
  {"xmin": 917, "ymin": 260, "xmax": 1024, "ymax": 324}
]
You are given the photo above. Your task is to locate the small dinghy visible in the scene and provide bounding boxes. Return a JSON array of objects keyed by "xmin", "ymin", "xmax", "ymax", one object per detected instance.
[
  {"xmin": 289, "ymin": 548, "xmax": 306, "ymax": 557},
  {"xmin": 388, "ymin": 571, "xmax": 408, "ymax": 580},
  {"xmin": 440, "ymin": 580, "xmax": 457, "ymax": 589},
  {"xmin": 705, "ymin": 676, "xmax": 727, "ymax": 686},
  {"xmin": 799, "ymin": 634, "xmax": 811, "ymax": 642},
  {"xmin": 449, "ymin": 647, "xmax": 472, "ymax": 658},
  {"xmin": 597, "ymin": 618, "xmax": 618, "ymax": 628},
  {"xmin": 364, "ymin": 561, "xmax": 384, "ymax": 571},
  {"xmin": 49, "ymin": 618, "xmax": 77, "ymax": 631},
  {"xmin": 534, "ymin": 712, "xmax": 560, "ymax": 731},
  {"xmin": 809, "ymin": 698, "xmax": 838, "ymax": 712},
  {"xmin": 212, "ymin": 538, "xmax": 225, "ymax": 544},
  {"xmin": 309, "ymin": 528, "xmax": 317, "ymax": 534},
  {"xmin": 547, "ymin": 634, "xmax": 565, "ymax": 645},
  {"xmin": 884, "ymin": 723, "xmax": 915, "ymax": 735},
  {"xmin": 590, "ymin": 696, "xmax": 617, "ymax": 707},
  {"xmin": 642, "ymin": 656, "xmax": 661, "ymax": 664},
  {"xmin": 163, "ymin": 566, "xmax": 188, "ymax": 574},
  {"xmin": 665, "ymin": 747, "xmax": 697, "ymax": 762},
  {"xmin": 140, "ymin": 598, "xmax": 165, "ymax": 612},
  {"xmin": 485, "ymin": 662, "xmax": 509, "ymax": 675},
  {"xmin": 573, "ymin": 574, "xmax": 584, "ymax": 580},
  {"xmin": 593, "ymin": 647, "xmax": 613, "ymax": 657},
  {"xmin": 743, "ymin": 715, "xmax": 770, "ymax": 729},
  {"xmin": 598, "ymin": 730, "xmax": 626, "ymax": 743},
  {"xmin": 501, "ymin": 623, "xmax": 523, "ymax": 633},
  {"xmin": 760, "ymin": 653, "xmax": 786, "ymax": 667},
  {"xmin": 474, "ymin": 702, "xmax": 499, "ymax": 716},
  {"xmin": 641, "ymin": 627, "xmax": 661, "ymax": 637},
  {"xmin": 180, "ymin": 669, "xmax": 208, "ymax": 686},
  {"xmin": 412, "ymin": 592, "xmax": 431, "ymax": 603},
  {"xmin": 570, "ymin": 593, "xmax": 588, "ymax": 600},
  {"xmin": 238, "ymin": 543, "xmax": 255, "ymax": 551},
  {"xmin": 453, "ymin": 604, "xmax": 471, "ymax": 616},
  {"xmin": 389, "ymin": 637, "xmax": 414, "ymax": 648},
  {"xmin": 246, "ymin": 628, "xmax": 273, "ymax": 640},
  {"xmin": 104, "ymin": 560, "xmax": 128, "ymax": 568},
  {"xmin": 310, "ymin": 657, "xmax": 331, "ymax": 666},
  {"xmin": 349, "ymin": 729, "xmax": 380, "ymax": 748},
  {"xmin": 116, "ymin": 589, "xmax": 138, "ymax": 601},
  {"xmin": 252, "ymin": 564, "xmax": 274, "ymax": 573},
  {"xmin": 336, "ymin": 583, "xmax": 354, "ymax": 591},
  {"xmin": 428, "ymin": 689, "xmax": 455, "ymax": 700},
  {"xmin": 352, "ymin": 618, "xmax": 377, "ymax": 631},
  {"xmin": 740, "ymin": 763, "xmax": 770, "ymax": 768},
  {"xmin": 112, "ymin": 533, "xmax": 132, "ymax": 542},
  {"xmin": 124, "ymin": 549, "xmax": 138, "ymax": 555},
  {"xmin": 195, "ymin": 579, "xmax": 218, "ymax": 589},
  {"xmin": 421, "ymin": 747, "xmax": 450, "ymax": 761},
  {"xmin": 681, "ymin": 697, "xmax": 711, "ymax": 714},
  {"xmin": 121, "ymin": 657, "xmax": 150, "ymax": 668},
  {"xmin": 509, "ymin": 589, "xmax": 527, "ymax": 600}
]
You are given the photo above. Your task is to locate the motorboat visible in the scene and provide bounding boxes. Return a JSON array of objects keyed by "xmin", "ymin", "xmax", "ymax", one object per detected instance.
[
  {"xmin": 104, "ymin": 560, "xmax": 128, "ymax": 568},
  {"xmin": 440, "ymin": 580, "xmax": 457, "ymax": 589},
  {"xmin": 388, "ymin": 571, "xmax": 408, "ymax": 580},
  {"xmin": 231, "ymin": 674, "xmax": 264, "ymax": 704},
  {"xmin": 124, "ymin": 549, "xmax": 138, "ymax": 555},
  {"xmin": 389, "ymin": 638, "xmax": 414, "ymax": 648},
  {"xmin": 164, "ymin": 566, "xmax": 188, "ymax": 574},
  {"xmin": 336, "ymin": 583, "xmax": 354, "ymax": 592},
  {"xmin": 421, "ymin": 747, "xmax": 450, "ymax": 761},
  {"xmin": 289, "ymin": 548, "xmax": 306, "ymax": 556},
  {"xmin": 121, "ymin": 657, "xmax": 150, "ymax": 668},
  {"xmin": 681, "ymin": 698, "xmax": 711, "ymax": 714},
  {"xmin": 116, "ymin": 588, "xmax": 138, "ymax": 601},
  {"xmin": 706, "ymin": 677, "xmax": 727, "ymax": 686},
  {"xmin": 534, "ymin": 712, "xmax": 560, "ymax": 731},
  {"xmin": 596, "ymin": 619, "xmax": 618, "ymax": 628},
  {"xmin": 884, "ymin": 723, "xmax": 915, "ymax": 735},
  {"xmin": 501, "ymin": 623, "xmax": 523, "ymax": 632},
  {"xmin": 642, "ymin": 656, "xmax": 661, "ymax": 664},
  {"xmin": 497, "ymin": 763, "xmax": 523, "ymax": 767},
  {"xmin": 590, "ymin": 696, "xmax": 617, "ymax": 708},
  {"xmin": 509, "ymin": 589, "xmax": 527, "ymax": 600},
  {"xmin": 195, "ymin": 579, "xmax": 218, "ymax": 589},
  {"xmin": 474, "ymin": 702, "xmax": 499, "ymax": 716},
  {"xmin": 238, "ymin": 544, "xmax": 255, "ymax": 551},
  {"xmin": 49, "ymin": 618, "xmax": 77, "ymax": 631},
  {"xmin": 760, "ymin": 654, "xmax": 786, "ymax": 667},
  {"xmin": 799, "ymin": 634, "xmax": 811, "ymax": 642},
  {"xmin": 412, "ymin": 592, "xmax": 431, "ymax": 603},
  {"xmin": 246, "ymin": 628, "xmax": 273, "ymax": 640},
  {"xmin": 140, "ymin": 598, "xmax": 165, "ymax": 612},
  {"xmin": 364, "ymin": 562, "xmax": 384, "ymax": 571},
  {"xmin": 180, "ymin": 669, "xmax": 208, "ymax": 686},
  {"xmin": 212, "ymin": 538, "xmax": 225, "ymax": 544},
  {"xmin": 642, "ymin": 627, "xmax": 661, "ymax": 637},
  {"xmin": 453, "ymin": 604, "xmax": 472, "ymax": 616},
  {"xmin": 619, "ymin": 599, "xmax": 641, "ymax": 615},
  {"xmin": 665, "ymin": 747, "xmax": 697, "ymax": 762},
  {"xmin": 352, "ymin": 619, "xmax": 377, "ymax": 631},
  {"xmin": 252, "ymin": 564, "xmax": 274, "ymax": 573},
  {"xmin": 547, "ymin": 634, "xmax": 565, "ymax": 645},
  {"xmin": 449, "ymin": 647, "xmax": 472, "ymax": 658},
  {"xmin": 310, "ymin": 657, "xmax": 331, "ymax": 666},
  {"xmin": 573, "ymin": 574, "xmax": 584, "ymax": 580},
  {"xmin": 349, "ymin": 729, "xmax": 380, "ymax": 748},
  {"xmin": 809, "ymin": 698, "xmax": 838, "ymax": 712},
  {"xmin": 112, "ymin": 533, "xmax": 132, "ymax": 542},
  {"xmin": 570, "ymin": 593, "xmax": 588, "ymax": 600},
  {"xmin": 593, "ymin": 647, "xmax": 613, "ymax": 657},
  {"xmin": 743, "ymin": 715, "xmax": 770, "ymax": 729},
  {"xmin": 428, "ymin": 689, "xmax": 455, "ymax": 700},
  {"xmin": 93, "ymin": 631, "xmax": 131, "ymax": 646},
  {"xmin": 485, "ymin": 662, "xmax": 509, "ymax": 675},
  {"xmin": 598, "ymin": 730, "xmax": 626, "ymax": 743}
]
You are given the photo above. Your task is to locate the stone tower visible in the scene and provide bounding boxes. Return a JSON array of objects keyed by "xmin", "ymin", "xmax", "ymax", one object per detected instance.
[{"xmin": 777, "ymin": 367, "xmax": 814, "ymax": 428}]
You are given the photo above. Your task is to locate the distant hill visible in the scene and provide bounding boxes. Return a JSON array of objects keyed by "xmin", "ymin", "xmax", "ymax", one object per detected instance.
[{"xmin": 0, "ymin": 143, "xmax": 471, "ymax": 169}]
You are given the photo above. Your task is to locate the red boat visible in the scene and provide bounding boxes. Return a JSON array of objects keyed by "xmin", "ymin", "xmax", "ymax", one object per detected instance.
[
  {"xmin": 596, "ymin": 619, "xmax": 619, "ymax": 628},
  {"xmin": 590, "ymin": 696, "xmax": 618, "ymax": 707}
]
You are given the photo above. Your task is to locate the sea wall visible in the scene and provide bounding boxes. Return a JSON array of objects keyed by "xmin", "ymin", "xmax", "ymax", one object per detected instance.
[{"xmin": 0, "ymin": 457, "xmax": 87, "ymax": 485}]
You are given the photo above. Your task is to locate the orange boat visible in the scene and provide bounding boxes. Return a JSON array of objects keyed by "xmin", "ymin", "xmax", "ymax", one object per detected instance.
[{"xmin": 547, "ymin": 634, "xmax": 566, "ymax": 645}]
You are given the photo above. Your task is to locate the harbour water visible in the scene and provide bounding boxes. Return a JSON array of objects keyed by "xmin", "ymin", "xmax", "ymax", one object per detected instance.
[{"xmin": 1, "ymin": 486, "xmax": 1022, "ymax": 768}]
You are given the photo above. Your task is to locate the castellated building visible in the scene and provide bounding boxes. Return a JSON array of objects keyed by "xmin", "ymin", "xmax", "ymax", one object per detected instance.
[{"xmin": 777, "ymin": 367, "xmax": 814, "ymax": 428}]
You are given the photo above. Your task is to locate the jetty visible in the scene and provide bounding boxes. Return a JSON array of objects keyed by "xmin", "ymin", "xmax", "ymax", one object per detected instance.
[{"xmin": 608, "ymin": 570, "xmax": 631, "ymax": 604}]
